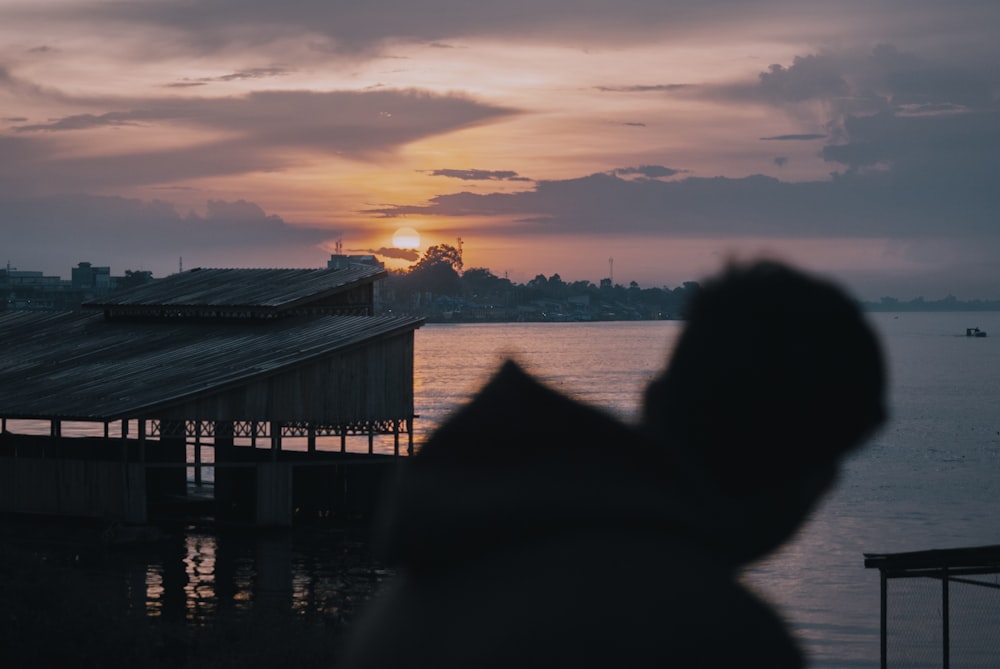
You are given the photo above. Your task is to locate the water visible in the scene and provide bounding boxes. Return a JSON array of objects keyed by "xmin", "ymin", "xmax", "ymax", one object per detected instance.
[
  {"xmin": 7, "ymin": 313, "xmax": 1000, "ymax": 667},
  {"xmin": 409, "ymin": 313, "xmax": 1000, "ymax": 668}
]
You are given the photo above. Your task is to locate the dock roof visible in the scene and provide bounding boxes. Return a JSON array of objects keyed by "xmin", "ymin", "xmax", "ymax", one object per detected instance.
[
  {"xmin": 85, "ymin": 266, "xmax": 386, "ymax": 314},
  {"xmin": 0, "ymin": 310, "xmax": 423, "ymax": 421}
]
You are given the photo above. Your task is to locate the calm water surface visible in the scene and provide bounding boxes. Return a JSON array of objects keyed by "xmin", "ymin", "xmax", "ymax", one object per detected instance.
[
  {"xmin": 412, "ymin": 313, "xmax": 1000, "ymax": 668},
  {"xmin": 8, "ymin": 312, "xmax": 1000, "ymax": 667}
]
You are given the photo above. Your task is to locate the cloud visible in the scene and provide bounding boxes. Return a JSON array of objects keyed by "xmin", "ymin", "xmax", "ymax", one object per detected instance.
[
  {"xmin": 15, "ymin": 110, "xmax": 154, "ymax": 132},
  {"xmin": 36, "ymin": 2, "xmax": 834, "ymax": 55},
  {"xmin": 612, "ymin": 165, "xmax": 686, "ymax": 179},
  {"xmin": 1, "ymin": 194, "xmax": 337, "ymax": 276},
  {"xmin": 773, "ymin": 156, "xmax": 788, "ymax": 167},
  {"xmin": 166, "ymin": 66, "xmax": 294, "ymax": 88},
  {"xmin": 0, "ymin": 89, "xmax": 517, "ymax": 195},
  {"xmin": 364, "ymin": 166, "xmax": 1000, "ymax": 241},
  {"xmin": 369, "ymin": 247, "xmax": 421, "ymax": 262},
  {"xmin": 427, "ymin": 169, "xmax": 531, "ymax": 182},
  {"xmin": 760, "ymin": 134, "xmax": 826, "ymax": 141},
  {"xmin": 596, "ymin": 84, "xmax": 690, "ymax": 93},
  {"xmin": 757, "ymin": 55, "xmax": 852, "ymax": 103}
]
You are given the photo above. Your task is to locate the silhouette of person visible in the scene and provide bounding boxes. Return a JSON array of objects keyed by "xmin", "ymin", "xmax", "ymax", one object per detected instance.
[{"xmin": 338, "ymin": 259, "xmax": 886, "ymax": 669}]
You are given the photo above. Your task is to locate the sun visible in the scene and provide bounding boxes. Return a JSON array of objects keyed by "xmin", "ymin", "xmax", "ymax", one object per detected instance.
[{"xmin": 392, "ymin": 226, "xmax": 421, "ymax": 249}]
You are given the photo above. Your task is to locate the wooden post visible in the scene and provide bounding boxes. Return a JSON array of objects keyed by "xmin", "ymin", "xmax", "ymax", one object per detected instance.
[
  {"xmin": 393, "ymin": 419, "xmax": 400, "ymax": 457},
  {"xmin": 120, "ymin": 419, "xmax": 128, "ymax": 464},
  {"xmin": 307, "ymin": 424, "xmax": 316, "ymax": 453},
  {"xmin": 270, "ymin": 421, "xmax": 280, "ymax": 462},
  {"xmin": 407, "ymin": 417, "xmax": 414, "ymax": 456},
  {"xmin": 194, "ymin": 424, "xmax": 202, "ymax": 487},
  {"xmin": 340, "ymin": 431, "xmax": 346, "ymax": 454}
]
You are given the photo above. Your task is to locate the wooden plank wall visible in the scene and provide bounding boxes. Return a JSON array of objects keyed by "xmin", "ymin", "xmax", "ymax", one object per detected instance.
[
  {"xmin": 0, "ymin": 457, "xmax": 146, "ymax": 522},
  {"xmin": 159, "ymin": 332, "xmax": 415, "ymax": 425}
]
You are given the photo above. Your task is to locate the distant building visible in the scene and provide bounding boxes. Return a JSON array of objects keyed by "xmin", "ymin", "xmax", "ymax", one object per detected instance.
[
  {"xmin": 1, "ymin": 268, "xmax": 74, "ymax": 310},
  {"xmin": 71, "ymin": 261, "xmax": 112, "ymax": 291},
  {"xmin": 328, "ymin": 254, "xmax": 386, "ymax": 310},
  {"xmin": 327, "ymin": 254, "xmax": 384, "ymax": 271}
]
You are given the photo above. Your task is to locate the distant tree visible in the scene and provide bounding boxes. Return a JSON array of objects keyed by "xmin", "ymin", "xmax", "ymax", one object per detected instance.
[
  {"xmin": 528, "ymin": 274, "xmax": 548, "ymax": 287},
  {"xmin": 405, "ymin": 244, "xmax": 463, "ymax": 297},
  {"xmin": 461, "ymin": 267, "xmax": 511, "ymax": 302},
  {"xmin": 411, "ymin": 244, "xmax": 464, "ymax": 274},
  {"xmin": 118, "ymin": 270, "xmax": 153, "ymax": 289}
]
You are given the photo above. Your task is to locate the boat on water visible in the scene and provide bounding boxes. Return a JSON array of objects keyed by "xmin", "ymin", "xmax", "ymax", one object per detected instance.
[{"xmin": 966, "ymin": 327, "xmax": 987, "ymax": 337}]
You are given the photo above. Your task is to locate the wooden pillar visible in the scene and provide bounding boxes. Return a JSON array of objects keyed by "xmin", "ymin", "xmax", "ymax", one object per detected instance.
[
  {"xmin": 307, "ymin": 424, "xmax": 316, "ymax": 453},
  {"xmin": 50, "ymin": 419, "xmax": 61, "ymax": 438},
  {"xmin": 194, "ymin": 424, "xmax": 203, "ymax": 487},
  {"xmin": 120, "ymin": 419, "xmax": 128, "ymax": 464},
  {"xmin": 368, "ymin": 429, "xmax": 374, "ymax": 455},
  {"xmin": 138, "ymin": 419, "xmax": 146, "ymax": 463},
  {"xmin": 270, "ymin": 421, "xmax": 281, "ymax": 462},
  {"xmin": 407, "ymin": 417, "xmax": 414, "ymax": 456},
  {"xmin": 104, "ymin": 421, "xmax": 110, "ymax": 439},
  {"xmin": 340, "ymin": 431, "xmax": 346, "ymax": 454},
  {"xmin": 251, "ymin": 421, "xmax": 258, "ymax": 449},
  {"xmin": 393, "ymin": 420, "xmax": 400, "ymax": 457}
]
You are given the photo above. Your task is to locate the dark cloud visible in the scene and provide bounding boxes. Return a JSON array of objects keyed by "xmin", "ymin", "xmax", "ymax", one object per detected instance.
[
  {"xmin": 42, "ymin": 2, "xmax": 817, "ymax": 55},
  {"xmin": 622, "ymin": 122, "xmax": 646, "ymax": 127},
  {"xmin": 364, "ymin": 167, "xmax": 1000, "ymax": 241},
  {"xmin": 15, "ymin": 110, "xmax": 155, "ymax": 132},
  {"xmin": 0, "ymin": 89, "xmax": 517, "ymax": 195},
  {"xmin": 596, "ymin": 84, "xmax": 690, "ymax": 93},
  {"xmin": 371, "ymin": 247, "xmax": 421, "ymax": 261},
  {"xmin": 760, "ymin": 134, "xmax": 826, "ymax": 141},
  {"xmin": 428, "ymin": 169, "xmax": 531, "ymax": 182},
  {"xmin": 167, "ymin": 66, "xmax": 294, "ymax": 88},
  {"xmin": 1, "ymin": 194, "xmax": 338, "ymax": 276},
  {"xmin": 821, "ymin": 108, "xmax": 1000, "ymax": 197},
  {"xmin": 758, "ymin": 55, "xmax": 851, "ymax": 103},
  {"xmin": 773, "ymin": 156, "xmax": 788, "ymax": 167},
  {"xmin": 612, "ymin": 165, "xmax": 685, "ymax": 179},
  {"xmin": 67, "ymin": 0, "xmax": 1000, "ymax": 60}
]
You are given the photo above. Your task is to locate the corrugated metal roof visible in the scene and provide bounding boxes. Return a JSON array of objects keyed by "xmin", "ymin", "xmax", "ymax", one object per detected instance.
[
  {"xmin": 0, "ymin": 310, "xmax": 423, "ymax": 421},
  {"xmin": 84, "ymin": 266, "xmax": 386, "ymax": 310}
]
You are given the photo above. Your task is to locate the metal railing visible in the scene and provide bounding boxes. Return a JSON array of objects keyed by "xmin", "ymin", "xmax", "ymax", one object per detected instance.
[{"xmin": 864, "ymin": 545, "xmax": 1000, "ymax": 669}]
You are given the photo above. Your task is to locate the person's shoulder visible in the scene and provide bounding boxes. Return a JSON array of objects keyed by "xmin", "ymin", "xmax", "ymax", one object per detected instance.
[{"xmin": 417, "ymin": 359, "xmax": 639, "ymax": 464}]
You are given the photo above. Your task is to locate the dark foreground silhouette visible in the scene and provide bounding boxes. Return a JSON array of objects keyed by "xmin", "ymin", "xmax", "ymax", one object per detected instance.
[{"xmin": 339, "ymin": 260, "xmax": 887, "ymax": 668}]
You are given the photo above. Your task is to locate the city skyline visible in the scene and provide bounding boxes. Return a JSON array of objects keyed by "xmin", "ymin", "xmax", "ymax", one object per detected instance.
[{"xmin": 2, "ymin": 1, "xmax": 999, "ymax": 300}]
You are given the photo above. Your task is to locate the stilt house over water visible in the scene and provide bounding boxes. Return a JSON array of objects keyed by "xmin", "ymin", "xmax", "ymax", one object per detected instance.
[{"xmin": 0, "ymin": 265, "xmax": 424, "ymax": 527}]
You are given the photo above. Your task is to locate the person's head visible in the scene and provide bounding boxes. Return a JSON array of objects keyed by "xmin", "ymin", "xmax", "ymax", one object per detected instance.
[{"xmin": 642, "ymin": 260, "xmax": 886, "ymax": 499}]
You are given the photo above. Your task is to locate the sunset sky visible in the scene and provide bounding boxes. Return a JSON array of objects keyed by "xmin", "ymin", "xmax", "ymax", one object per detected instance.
[{"xmin": 2, "ymin": 1, "xmax": 999, "ymax": 299}]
